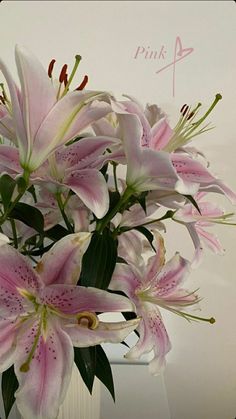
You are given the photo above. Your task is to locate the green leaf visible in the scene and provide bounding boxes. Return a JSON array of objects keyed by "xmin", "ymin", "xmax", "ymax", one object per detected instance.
[
  {"xmin": 184, "ymin": 195, "xmax": 201, "ymax": 214},
  {"xmin": 44, "ymin": 224, "xmax": 69, "ymax": 241},
  {"xmin": 136, "ymin": 191, "xmax": 148, "ymax": 214},
  {"xmin": 0, "ymin": 174, "xmax": 16, "ymax": 211},
  {"xmin": 74, "ymin": 347, "xmax": 96, "ymax": 394},
  {"xmin": 95, "ymin": 345, "xmax": 115, "ymax": 401},
  {"xmin": 9, "ymin": 202, "xmax": 44, "ymax": 233},
  {"xmin": 134, "ymin": 226, "xmax": 155, "ymax": 251},
  {"xmin": 16, "ymin": 176, "xmax": 27, "ymax": 194},
  {"xmin": 79, "ymin": 228, "xmax": 117, "ymax": 289},
  {"xmin": 1, "ymin": 365, "xmax": 19, "ymax": 419}
]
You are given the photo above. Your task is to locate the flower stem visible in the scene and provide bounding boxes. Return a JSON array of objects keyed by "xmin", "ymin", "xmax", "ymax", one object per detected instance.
[
  {"xmin": 96, "ymin": 187, "xmax": 133, "ymax": 233},
  {"xmin": 56, "ymin": 193, "xmax": 74, "ymax": 233}
]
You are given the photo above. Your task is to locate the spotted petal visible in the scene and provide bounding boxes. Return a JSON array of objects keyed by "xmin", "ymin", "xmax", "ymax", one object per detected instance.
[
  {"xmin": 0, "ymin": 244, "xmax": 42, "ymax": 317},
  {"xmin": 15, "ymin": 317, "xmax": 73, "ymax": 419},
  {"xmin": 64, "ymin": 168, "xmax": 109, "ymax": 219},
  {"xmin": 65, "ymin": 318, "xmax": 140, "ymax": 347},
  {"xmin": 0, "ymin": 317, "xmax": 19, "ymax": 372},
  {"xmin": 125, "ymin": 304, "xmax": 171, "ymax": 373},
  {"xmin": 40, "ymin": 285, "xmax": 135, "ymax": 315},
  {"xmin": 36, "ymin": 233, "xmax": 91, "ymax": 286}
]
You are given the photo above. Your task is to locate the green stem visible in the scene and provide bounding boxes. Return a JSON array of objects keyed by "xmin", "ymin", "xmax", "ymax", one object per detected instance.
[
  {"xmin": 10, "ymin": 218, "xmax": 18, "ymax": 248},
  {"xmin": 56, "ymin": 193, "xmax": 74, "ymax": 233},
  {"xmin": 61, "ymin": 55, "xmax": 82, "ymax": 97},
  {"xmin": 112, "ymin": 163, "xmax": 119, "ymax": 194},
  {"xmin": 96, "ymin": 187, "xmax": 133, "ymax": 233},
  {"xmin": 0, "ymin": 179, "xmax": 29, "ymax": 226}
]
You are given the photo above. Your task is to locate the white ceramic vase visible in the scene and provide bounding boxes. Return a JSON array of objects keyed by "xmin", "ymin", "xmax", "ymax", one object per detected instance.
[{"xmin": 1, "ymin": 365, "xmax": 100, "ymax": 419}]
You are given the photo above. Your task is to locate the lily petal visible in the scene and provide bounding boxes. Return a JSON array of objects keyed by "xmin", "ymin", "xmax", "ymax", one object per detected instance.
[
  {"xmin": 36, "ymin": 233, "xmax": 91, "ymax": 286},
  {"xmin": 0, "ymin": 144, "xmax": 21, "ymax": 175},
  {"xmin": 15, "ymin": 45, "xmax": 56, "ymax": 161},
  {"xmin": 118, "ymin": 114, "xmax": 180, "ymax": 192},
  {"xmin": 0, "ymin": 53, "xmax": 27, "ymax": 159},
  {"xmin": 0, "ymin": 317, "xmax": 18, "ymax": 372},
  {"xmin": 64, "ymin": 168, "xmax": 109, "ymax": 219},
  {"xmin": 65, "ymin": 318, "xmax": 140, "ymax": 347},
  {"xmin": 154, "ymin": 253, "xmax": 190, "ymax": 297},
  {"xmin": 125, "ymin": 304, "xmax": 171, "ymax": 372},
  {"xmin": 0, "ymin": 244, "xmax": 42, "ymax": 316},
  {"xmin": 15, "ymin": 317, "xmax": 73, "ymax": 419},
  {"xmin": 57, "ymin": 136, "xmax": 116, "ymax": 171},
  {"xmin": 40, "ymin": 285, "xmax": 135, "ymax": 314},
  {"xmin": 30, "ymin": 93, "xmax": 111, "ymax": 170}
]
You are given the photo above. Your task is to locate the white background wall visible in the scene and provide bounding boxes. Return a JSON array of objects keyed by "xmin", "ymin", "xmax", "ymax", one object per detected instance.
[{"xmin": 1, "ymin": 2, "xmax": 236, "ymax": 419}]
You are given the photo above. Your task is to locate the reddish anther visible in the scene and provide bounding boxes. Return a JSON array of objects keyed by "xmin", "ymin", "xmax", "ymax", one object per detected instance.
[
  {"xmin": 48, "ymin": 59, "xmax": 56, "ymax": 78},
  {"xmin": 63, "ymin": 73, "xmax": 68, "ymax": 87},
  {"xmin": 59, "ymin": 64, "xmax": 68, "ymax": 83},
  {"xmin": 187, "ymin": 111, "xmax": 194, "ymax": 120},
  {"xmin": 180, "ymin": 104, "xmax": 189, "ymax": 116},
  {"xmin": 76, "ymin": 75, "xmax": 88, "ymax": 91}
]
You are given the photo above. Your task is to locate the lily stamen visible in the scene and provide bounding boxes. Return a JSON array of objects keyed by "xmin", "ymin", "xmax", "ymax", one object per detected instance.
[
  {"xmin": 75, "ymin": 75, "xmax": 89, "ymax": 91},
  {"xmin": 48, "ymin": 58, "xmax": 56, "ymax": 78}
]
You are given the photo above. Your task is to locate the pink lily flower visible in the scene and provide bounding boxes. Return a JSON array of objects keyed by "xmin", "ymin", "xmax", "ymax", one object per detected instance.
[
  {"xmin": 0, "ymin": 233, "xmax": 139, "ymax": 419},
  {"xmin": 110, "ymin": 96, "xmax": 236, "ymax": 204},
  {"xmin": 173, "ymin": 192, "xmax": 234, "ymax": 265},
  {"xmin": 0, "ymin": 45, "xmax": 111, "ymax": 172},
  {"xmin": 0, "ymin": 136, "xmax": 115, "ymax": 218},
  {"xmin": 110, "ymin": 233, "xmax": 199, "ymax": 374},
  {"xmin": 117, "ymin": 112, "xmax": 188, "ymax": 194},
  {"xmin": 171, "ymin": 152, "xmax": 236, "ymax": 204}
]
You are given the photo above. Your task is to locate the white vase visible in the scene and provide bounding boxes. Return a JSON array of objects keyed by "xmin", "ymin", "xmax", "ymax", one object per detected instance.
[
  {"xmin": 1, "ymin": 365, "xmax": 100, "ymax": 419},
  {"xmin": 57, "ymin": 364, "xmax": 101, "ymax": 419}
]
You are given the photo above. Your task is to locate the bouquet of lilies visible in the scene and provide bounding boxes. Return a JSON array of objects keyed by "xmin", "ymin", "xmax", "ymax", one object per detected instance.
[{"xmin": 0, "ymin": 46, "xmax": 235, "ymax": 419}]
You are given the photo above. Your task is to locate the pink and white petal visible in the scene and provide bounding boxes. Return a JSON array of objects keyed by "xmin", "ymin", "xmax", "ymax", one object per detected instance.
[
  {"xmin": 0, "ymin": 54, "xmax": 27, "ymax": 158},
  {"xmin": 120, "ymin": 99, "xmax": 152, "ymax": 147},
  {"xmin": 110, "ymin": 263, "xmax": 142, "ymax": 300},
  {"xmin": 64, "ymin": 168, "xmax": 109, "ymax": 219},
  {"xmin": 65, "ymin": 318, "xmax": 140, "ymax": 347},
  {"xmin": 117, "ymin": 230, "xmax": 144, "ymax": 266},
  {"xmin": 92, "ymin": 117, "xmax": 117, "ymax": 137},
  {"xmin": 0, "ymin": 144, "xmax": 22, "ymax": 175},
  {"xmin": 185, "ymin": 223, "xmax": 203, "ymax": 268},
  {"xmin": 57, "ymin": 136, "xmax": 116, "ymax": 171},
  {"xmin": 125, "ymin": 304, "xmax": 171, "ymax": 369},
  {"xmin": 117, "ymin": 113, "xmax": 143, "ymax": 185},
  {"xmin": 30, "ymin": 93, "xmax": 110, "ymax": 169},
  {"xmin": 196, "ymin": 225, "xmax": 225, "ymax": 255},
  {"xmin": 162, "ymin": 288, "xmax": 199, "ymax": 307},
  {"xmin": 154, "ymin": 253, "xmax": 190, "ymax": 296},
  {"xmin": 15, "ymin": 317, "xmax": 73, "ymax": 419},
  {"xmin": 0, "ymin": 317, "xmax": 19, "ymax": 372},
  {"xmin": 0, "ymin": 233, "xmax": 10, "ymax": 246},
  {"xmin": 0, "ymin": 112, "xmax": 17, "ymax": 143},
  {"xmin": 172, "ymin": 154, "xmax": 236, "ymax": 203},
  {"xmin": 0, "ymin": 245, "xmax": 42, "ymax": 316},
  {"xmin": 200, "ymin": 180, "xmax": 236, "ymax": 205},
  {"xmin": 145, "ymin": 233, "xmax": 166, "ymax": 283},
  {"xmin": 15, "ymin": 45, "xmax": 56, "ymax": 149},
  {"xmin": 40, "ymin": 285, "xmax": 135, "ymax": 314},
  {"xmin": 150, "ymin": 117, "xmax": 173, "ymax": 151},
  {"xmin": 36, "ymin": 232, "xmax": 91, "ymax": 286}
]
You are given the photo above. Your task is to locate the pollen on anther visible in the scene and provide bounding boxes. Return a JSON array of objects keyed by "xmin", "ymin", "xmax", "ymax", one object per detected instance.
[
  {"xmin": 180, "ymin": 104, "xmax": 189, "ymax": 116},
  {"xmin": 59, "ymin": 64, "xmax": 68, "ymax": 83},
  {"xmin": 76, "ymin": 75, "xmax": 89, "ymax": 91},
  {"xmin": 48, "ymin": 59, "xmax": 56, "ymax": 78}
]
